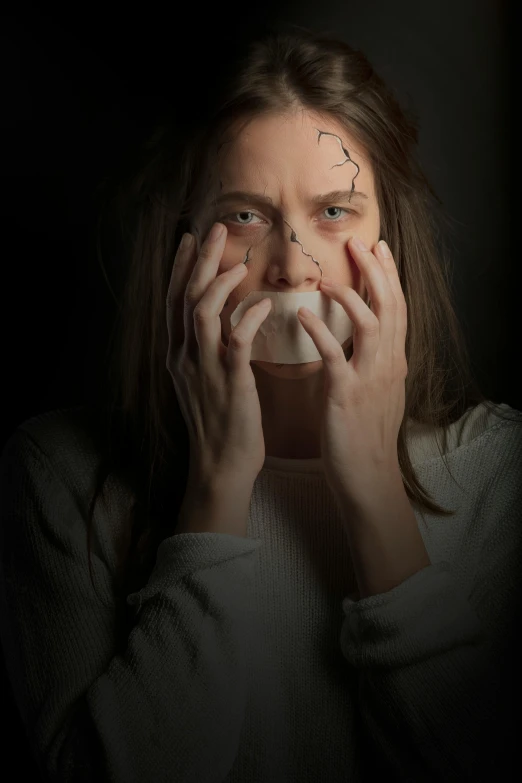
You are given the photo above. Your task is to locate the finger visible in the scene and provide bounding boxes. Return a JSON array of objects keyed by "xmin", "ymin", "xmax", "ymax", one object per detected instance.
[
  {"xmin": 166, "ymin": 232, "xmax": 196, "ymax": 352},
  {"xmin": 348, "ymin": 236, "xmax": 397, "ymax": 363},
  {"xmin": 374, "ymin": 240, "xmax": 408, "ymax": 365},
  {"xmin": 305, "ymin": 284, "xmax": 380, "ymax": 377},
  {"xmin": 185, "ymin": 223, "xmax": 228, "ymax": 304},
  {"xmin": 296, "ymin": 306, "xmax": 348, "ymax": 397},
  {"xmin": 226, "ymin": 298, "xmax": 272, "ymax": 382},
  {"xmin": 183, "ymin": 223, "xmax": 228, "ymax": 356},
  {"xmin": 193, "ymin": 264, "xmax": 247, "ymax": 363}
]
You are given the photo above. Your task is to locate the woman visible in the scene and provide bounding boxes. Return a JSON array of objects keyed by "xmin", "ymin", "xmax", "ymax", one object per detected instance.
[{"xmin": 1, "ymin": 26, "xmax": 521, "ymax": 783}]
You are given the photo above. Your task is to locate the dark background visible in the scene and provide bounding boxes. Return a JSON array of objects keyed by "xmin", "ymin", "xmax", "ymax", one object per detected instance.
[{"xmin": 0, "ymin": 1, "xmax": 520, "ymax": 775}]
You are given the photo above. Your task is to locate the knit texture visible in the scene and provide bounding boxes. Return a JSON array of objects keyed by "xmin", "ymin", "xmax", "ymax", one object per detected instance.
[{"xmin": 0, "ymin": 402, "xmax": 521, "ymax": 782}]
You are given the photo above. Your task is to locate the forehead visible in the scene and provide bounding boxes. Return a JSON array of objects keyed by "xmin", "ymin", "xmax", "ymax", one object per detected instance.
[{"xmin": 217, "ymin": 110, "xmax": 372, "ymax": 189}]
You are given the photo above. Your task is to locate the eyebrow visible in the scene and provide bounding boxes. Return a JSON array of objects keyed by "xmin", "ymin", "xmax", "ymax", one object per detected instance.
[{"xmin": 213, "ymin": 189, "xmax": 368, "ymax": 209}]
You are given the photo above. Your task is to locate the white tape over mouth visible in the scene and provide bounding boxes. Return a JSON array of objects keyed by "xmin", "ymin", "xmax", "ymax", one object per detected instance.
[{"xmin": 229, "ymin": 290, "xmax": 354, "ymax": 364}]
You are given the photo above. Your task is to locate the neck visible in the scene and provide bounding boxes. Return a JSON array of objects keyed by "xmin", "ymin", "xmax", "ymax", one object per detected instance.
[{"xmin": 252, "ymin": 363, "xmax": 325, "ymax": 459}]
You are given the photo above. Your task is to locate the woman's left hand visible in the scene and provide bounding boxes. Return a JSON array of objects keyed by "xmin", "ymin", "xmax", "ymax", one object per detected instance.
[{"xmin": 297, "ymin": 236, "xmax": 408, "ymax": 513}]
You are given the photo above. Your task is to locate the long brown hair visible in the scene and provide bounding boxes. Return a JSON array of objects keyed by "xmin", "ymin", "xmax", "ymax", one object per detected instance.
[{"xmin": 86, "ymin": 25, "xmax": 518, "ymax": 606}]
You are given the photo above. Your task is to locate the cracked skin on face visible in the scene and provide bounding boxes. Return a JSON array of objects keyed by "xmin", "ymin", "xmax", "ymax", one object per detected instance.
[
  {"xmin": 192, "ymin": 109, "xmax": 380, "ymax": 380},
  {"xmin": 238, "ymin": 127, "xmax": 361, "ymax": 277},
  {"xmin": 225, "ymin": 127, "xmax": 358, "ymax": 369}
]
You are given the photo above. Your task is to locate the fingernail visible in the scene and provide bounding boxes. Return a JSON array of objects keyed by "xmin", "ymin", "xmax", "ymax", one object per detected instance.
[
  {"xmin": 209, "ymin": 223, "xmax": 225, "ymax": 241},
  {"xmin": 378, "ymin": 239, "xmax": 391, "ymax": 258},
  {"xmin": 180, "ymin": 232, "xmax": 193, "ymax": 250},
  {"xmin": 351, "ymin": 236, "xmax": 367, "ymax": 251}
]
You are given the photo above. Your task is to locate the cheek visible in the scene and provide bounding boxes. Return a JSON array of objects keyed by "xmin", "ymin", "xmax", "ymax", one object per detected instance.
[
  {"xmin": 330, "ymin": 244, "xmax": 357, "ymax": 287},
  {"xmin": 218, "ymin": 244, "xmax": 240, "ymax": 275},
  {"xmin": 217, "ymin": 234, "xmax": 256, "ymax": 273}
]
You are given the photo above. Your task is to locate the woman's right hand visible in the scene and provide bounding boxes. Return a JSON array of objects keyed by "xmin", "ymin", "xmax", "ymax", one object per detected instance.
[{"xmin": 166, "ymin": 221, "xmax": 272, "ymax": 491}]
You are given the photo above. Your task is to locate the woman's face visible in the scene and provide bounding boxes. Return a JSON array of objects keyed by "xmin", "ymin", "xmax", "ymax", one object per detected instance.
[{"xmin": 192, "ymin": 109, "xmax": 381, "ymax": 379}]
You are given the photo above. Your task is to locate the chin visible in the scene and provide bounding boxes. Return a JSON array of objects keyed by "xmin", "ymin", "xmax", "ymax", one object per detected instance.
[
  {"xmin": 251, "ymin": 359, "xmax": 324, "ymax": 379},
  {"xmin": 251, "ymin": 338, "xmax": 353, "ymax": 379}
]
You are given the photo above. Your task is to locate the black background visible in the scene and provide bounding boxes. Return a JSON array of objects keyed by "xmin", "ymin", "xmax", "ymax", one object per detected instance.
[{"xmin": 0, "ymin": 1, "xmax": 520, "ymax": 777}]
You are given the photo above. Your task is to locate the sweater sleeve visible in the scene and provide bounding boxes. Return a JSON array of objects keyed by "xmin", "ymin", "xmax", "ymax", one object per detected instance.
[
  {"xmin": 0, "ymin": 428, "xmax": 262, "ymax": 783},
  {"xmin": 339, "ymin": 428, "xmax": 522, "ymax": 782}
]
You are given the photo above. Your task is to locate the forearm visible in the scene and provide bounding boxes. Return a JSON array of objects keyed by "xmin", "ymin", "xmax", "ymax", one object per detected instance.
[
  {"xmin": 341, "ymin": 562, "xmax": 505, "ymax": 782},
  {"xmin": 339, "ymin": 465, "xmax": 430, "ymax": 599}
]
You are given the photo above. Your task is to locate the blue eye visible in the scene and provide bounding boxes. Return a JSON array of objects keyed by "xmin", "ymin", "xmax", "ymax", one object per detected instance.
[
  {"xmin": 322, "ymin": 207, "xmax": 349, "ymax": 221},
  {"xmin": 231, "ymin": 211, "xmax": 262, "ymax": 225},
  {"xmin": 224, "ymin": 206, "xmax": 352, "ymax": 226}
]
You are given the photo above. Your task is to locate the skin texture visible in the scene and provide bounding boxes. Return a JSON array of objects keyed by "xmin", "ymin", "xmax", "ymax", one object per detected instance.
[{"xmin": 192, "ymin": 109, "xmax": 381, "ymax": 458}]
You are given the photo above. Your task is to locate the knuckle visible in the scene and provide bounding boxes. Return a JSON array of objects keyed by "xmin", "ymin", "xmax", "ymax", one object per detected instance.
[
  {"xmin": 193, "ymin": 306, "xmax": 211, "ymax": 325},
  {"xmin": 198, "ymin": 244, "xmax": 213, "ymax": 263},
  {"xmin": 228, "ymin": 329, "xmax": 249, "ymax": 351},
  {"xmin": 326, "ymin": 347, "xmax": 346, "ymax": 365},
  {"xmin": 184, "ymin": 284, "xmax": 200, "ymax": 303}
]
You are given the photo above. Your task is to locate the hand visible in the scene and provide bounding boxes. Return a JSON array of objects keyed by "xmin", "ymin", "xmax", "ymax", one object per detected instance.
[
  {"xmin": 166, "ymin": 222, "xmax": 272, "ymax": 486},
  {"xmin": 296, "ymin": 236, "xmax": 408, "ymax": 512}
]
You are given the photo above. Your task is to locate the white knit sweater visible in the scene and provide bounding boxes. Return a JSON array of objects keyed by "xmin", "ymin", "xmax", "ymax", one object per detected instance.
[{"xmin": 0, "ymin": 402, "xmax": 521, "ymax": 782}]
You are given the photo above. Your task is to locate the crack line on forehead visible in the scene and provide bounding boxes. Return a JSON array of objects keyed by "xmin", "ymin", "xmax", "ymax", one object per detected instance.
[{"xmin": 315, "ymin": 128, "xmax": 360, "ymax": 199}]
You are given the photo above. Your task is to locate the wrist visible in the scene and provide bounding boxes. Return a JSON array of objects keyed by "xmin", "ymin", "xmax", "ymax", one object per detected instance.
[
  {"xmin": 336, "ymin": 461, "xmax": 406, "ymax": 519},
  {"xmin": 177, "ymin": 473, "xmax": 256, "ymax": 537}
]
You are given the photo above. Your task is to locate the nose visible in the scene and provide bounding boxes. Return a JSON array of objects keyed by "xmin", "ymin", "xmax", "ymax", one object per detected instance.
[{"xmin": 264, "ymin": 222, "xmax": 323, "ymax": 289}]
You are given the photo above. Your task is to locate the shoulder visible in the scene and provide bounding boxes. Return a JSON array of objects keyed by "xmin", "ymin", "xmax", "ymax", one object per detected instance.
[
  {"xmin": 4, "ymin": 405, "xmax": 105, "ymax": 453},
  {"xmin": 0, "ymin": 407, "xmax": 135, "ymax": 564},
  {"xmin": 0, "ymin": 406, "xmax": 127, "ymax": 524},
  {"xmin": 406, "ymin": 401, "xmax": 522, "ymax": 469},
  {"xmin": 407, "ymin": 401, "xmax": 522, "ymax": 563},
  {"xmin": 1, "ymin": 406, "xmax": 105, "ymax": 485}
]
